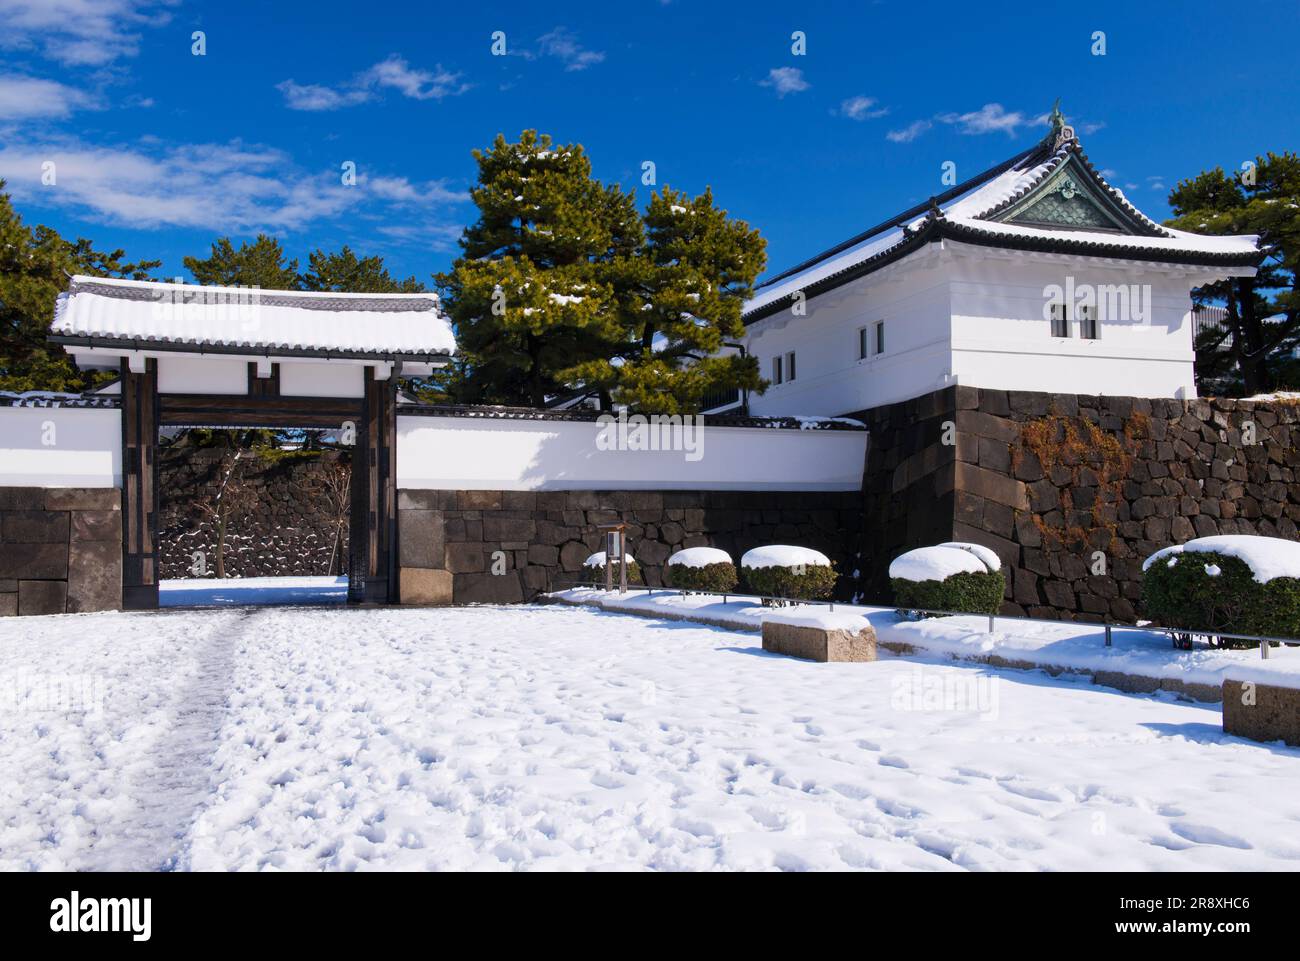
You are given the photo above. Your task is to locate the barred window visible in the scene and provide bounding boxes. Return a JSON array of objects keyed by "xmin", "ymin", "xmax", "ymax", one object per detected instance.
[{"xmin": 1050, "ymin": 302, "xmax": 1071, "ymax": 338}]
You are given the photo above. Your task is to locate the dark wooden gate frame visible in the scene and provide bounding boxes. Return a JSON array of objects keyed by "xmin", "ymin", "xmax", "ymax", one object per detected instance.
[{"xmin": 119, "ymin": 359, "xmax": 399, "ymax": 609}]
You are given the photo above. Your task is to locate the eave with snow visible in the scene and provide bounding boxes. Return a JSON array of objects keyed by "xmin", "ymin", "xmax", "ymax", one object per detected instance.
[
  {"xmin": 51, "ymin": 276, "xmax": 456, "ymax": 400},
  {"xmin": 718, "ymin": 115, "xmax": 1264, "ymax": 417}
]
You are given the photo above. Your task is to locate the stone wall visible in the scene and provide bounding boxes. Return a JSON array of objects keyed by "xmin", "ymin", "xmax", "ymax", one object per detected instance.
[
  {"xmin": 854, "ymin": 385, "xmax": 1300, "ymax": 622},
  {"xmin": 158, "ymin": 447, "xmax": 351, "ymax": 579},
  {"xmin": 0, "ymin": 487, "xmax": 122, "ymax": 616},
  {"xmin": 397, "ymin": 488, "xmax": 863, "ymax": 605},
  {"xmin": 849, "ymin": 387, "xmax": 959, "ymax": 602}
]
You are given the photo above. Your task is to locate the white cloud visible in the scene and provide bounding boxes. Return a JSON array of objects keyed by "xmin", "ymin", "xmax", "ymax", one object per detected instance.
[
  {"xmin": 363, "ymin": 56, "xmax": 469, "ymax": 100},
  {"xmin": 275, "ymin": 80, "xmax": 371, "ymax": 112},
  {"xmin": 0, "ymin": 0, "xmax": 172, "ymax": 66},
  {"xmin": 536, "ymin": 27, "xmax": 605, "ymax": 71},
  {"xmin": 886, "ymin": 119, "xmax": 932, "ymax": 143},
  {"xmin": 760, "ymin": 67, "xmax": 810, "ymax": 98},
  {"xmin": 0, "ymin": 74, "xmax": 96, "ymax": 119},
  {"xmin": 0, "ymin": 134, "xmax": 467, "ymax": 239},
  {"xmin": 937, "ymin": 103, "xmax": 1026, "ymax": 136},
  {"xmin": 838, "ymin": 95, "xmax": 887, "ymax": 121},
  {"xmin": 277, "ymin": 55, "xmax": 469, "ymax": 111}
]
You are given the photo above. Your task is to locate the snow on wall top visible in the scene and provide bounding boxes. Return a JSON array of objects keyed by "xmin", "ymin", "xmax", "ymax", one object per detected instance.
[
  {"xmin": 52, "ymin": 276, "xmax": 456, "ymax": 358},
  {"xmin": 1142, "ymin": 535, "xmax": 1300, "ymax": 584}
]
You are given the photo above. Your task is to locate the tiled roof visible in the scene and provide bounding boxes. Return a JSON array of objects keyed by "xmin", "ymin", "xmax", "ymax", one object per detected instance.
[
  {"xmin": 50, "ymin": 276, "xmax": 456, "ymax": 359},
  {"xmin": 743, "ymin": 128, "xmax": 1263, "ymax": 323}
]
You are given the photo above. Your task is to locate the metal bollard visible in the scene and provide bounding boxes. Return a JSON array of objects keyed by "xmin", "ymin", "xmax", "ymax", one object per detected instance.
[
  {"xmin": 1262, "ymin": 638, "xmax": 1270, "ymax": 660},
  {"xmin": 1104, "ymin": 623, "xmax": 1112, "ymax": 647}
]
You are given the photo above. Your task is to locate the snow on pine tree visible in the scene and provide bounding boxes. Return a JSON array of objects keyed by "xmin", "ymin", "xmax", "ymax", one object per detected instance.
[{"xmin": 437, "ymin": 131, "xmax": 767, "ymax": 412}]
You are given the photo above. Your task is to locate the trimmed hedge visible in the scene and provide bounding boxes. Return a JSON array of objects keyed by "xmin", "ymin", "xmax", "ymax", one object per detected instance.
[
  {"xmin": 582, "ymin": 557, "xmax": 643, "ymax": 585},
  {"xmin": 891, "ymin": 569, "xmax": 1006, "ymax": 615},
  {"xmin": 1141, "ymin": 550, "xmax": 1300, "ymax": 646},
  {"xmin": 743, "ymin": 562, "xmax": 838, "ymax": 602},
  {"xmin": 667, "ymin": 561, "xmax": 738, "ymax": 593}
]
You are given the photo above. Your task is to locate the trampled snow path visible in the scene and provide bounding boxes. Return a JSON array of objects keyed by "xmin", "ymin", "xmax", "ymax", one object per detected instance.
[{"xmin": 2, "ymin": 604, "xmax": 1299, "ymax": 871}]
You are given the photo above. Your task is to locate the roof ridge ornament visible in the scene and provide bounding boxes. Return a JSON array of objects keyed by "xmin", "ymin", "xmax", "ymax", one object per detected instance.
[{"xmin": 1049, "ymin": 99, "xmax": 1077, "ymax": 150}]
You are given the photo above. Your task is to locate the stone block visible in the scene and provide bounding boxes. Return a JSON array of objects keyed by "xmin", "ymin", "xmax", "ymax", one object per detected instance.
[
  {"xmin": 397, "ymin": 489, "xmax": 440, "ymax": 511},
  {"xmin": 400, "ymin": 567, "xmax": 453, "ymax": 605},
  {"xmin": 456, "ymin": 489, "xmax": 502, "ymax": 510},
  {"xmin": 483, "ymin": 515, "xmax": 536, "ymax": 542},
  {"xmin": 761, "ymin": 620, "xmax": 877, "ymax": 663},
  {"xmin": 44, "ymin": 488, "xmax": 119, "ymax": 511},
  {"xmin": 2, "ymin": 510, "xmax": 69, "ymax": 544},
  {"xmin": 66, "ymin": 540, "xmax": 121, "ymax": 613},
  {"xmin": 453, "ymin": 571, "xmax": 524, "ymax": 604},
  {"xmin": 1223, "ymin": 679, "xmax": 1300, "ymax": 747},
  {"xmin": 0, "ymin": 591, "xmax": 15, "ymax": 616},
  {"xmin": 0, "ymin": 488, "xmax": 45, "ymax": 510},
  {"xmin": 444, "ymin": 542, "xmax": 486, "ymax": 573},
  {"xmin": 955, "ymin": 462, "xmax": 1029, "ymax": 511},
  {"xmin": 0, "ymin": 542, "xmax": 67, "ymax": 579},
  {"xmin": 70, "ymin": 510, "xmax": 122, "ymax": 542},
  {"xmin": 18, "ymin": 579, "xmax": 66, "ymax": 615},
  {"xmin": 398, "ymin": 509, "xmax": 444, "ymax": 568}
]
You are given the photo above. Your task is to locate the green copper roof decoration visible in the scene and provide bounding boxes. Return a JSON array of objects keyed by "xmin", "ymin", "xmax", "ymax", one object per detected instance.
[{"xmin": 993, "ymin": 155, "xmax": 1132, "ymax": 233}]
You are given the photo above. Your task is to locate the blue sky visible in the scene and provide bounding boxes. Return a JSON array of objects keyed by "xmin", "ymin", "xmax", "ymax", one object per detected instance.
[{"xmin": 1, "ymin": 0, "xmax": 1296, "ymax": 286}]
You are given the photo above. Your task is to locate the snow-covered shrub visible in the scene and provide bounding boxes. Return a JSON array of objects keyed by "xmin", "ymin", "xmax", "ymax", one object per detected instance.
[
  {"xmin": 740, "ymin": 546, "xmax": 837, "ymax": 603},
  {"xmin": 665, "ymin": 547, "xmax": 737, "ymax": 593},
  {"xmin": 1141, "ymin": 535, "xmax": 1300, "ymax": 646},
  {"xmin": 582, "ymin": 551, "xmax": 642, "ymax": 585},
  {"xmin": 889, "ymin": 542, "xmax": 1005, "ymax": 615}
]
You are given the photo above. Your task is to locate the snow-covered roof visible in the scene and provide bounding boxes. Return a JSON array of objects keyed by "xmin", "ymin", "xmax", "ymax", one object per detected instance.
[
  {"xmin": 744, "ymin": 125, "xmax": 1263, "ymax": 321},
  {"xmin": 51, "ymin": 276, "xmax": 456, "ymax": 360}
]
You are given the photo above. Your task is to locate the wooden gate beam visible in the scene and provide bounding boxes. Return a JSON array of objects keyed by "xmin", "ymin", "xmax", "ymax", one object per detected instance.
[{"xmin": 121, "ymin": 358, "xmax": 160, "ymax": 610}]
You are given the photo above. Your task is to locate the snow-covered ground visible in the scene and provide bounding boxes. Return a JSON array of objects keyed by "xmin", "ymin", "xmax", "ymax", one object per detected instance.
[
  {"xmin": 551, "ymin": 588, "xmax": 1300, "ymax": 691},
  {"xmin": 2, "ymin": 603, "xmax": 1298, "ymax": 871},
  {"xmin": 160, "ymin": 576, "xmax": 348, "ymax": 608}
]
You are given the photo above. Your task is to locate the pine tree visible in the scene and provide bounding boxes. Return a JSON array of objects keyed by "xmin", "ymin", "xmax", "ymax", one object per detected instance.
[
  {"xmin": 0, "ymin": 181, "xmax": 160, "ymax": 392},
  {"xmin": 1167, "ymin": 153, "xmax": 1300, "ymax": 394},
  {"xmin": 183, "ymin": 234, "xmax": 300, "ymax": 290},
  {"xmin": 570, "ymin": 186, "xmax": 766, "ymax": 413},
  {"xmin": 436, "ymin": 131, "xmax": 642, "ymax": 407},
  {"xmin": 437, "ymin": 132, "xmax": 767, "ymax": 411},
  {"xmin": 300, "ymin": 245, "xmax": 424, "ymax": 292}
]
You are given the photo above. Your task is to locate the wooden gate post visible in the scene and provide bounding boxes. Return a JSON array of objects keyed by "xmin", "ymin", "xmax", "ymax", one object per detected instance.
[
  {"xmin": 121, "ymin": 358, "xmax": 159, "ymax": 610},
  {"xmin": 349, "ymin": 367, "xmax": 398, "ymax": 604}
]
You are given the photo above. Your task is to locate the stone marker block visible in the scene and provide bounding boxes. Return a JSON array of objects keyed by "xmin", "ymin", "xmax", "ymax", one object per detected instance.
[
  {"xmin": 762, "ymin": 620, "xmax": 877, "ymax": 663},
  {"xmin": 18, "ymin": 579, "xmax": 67, "ymax": 615},
  {"xmin": 0, "ymin": 488, "xmax": 44, "ymax": 510},
  {"xmin": 400, "ymin": 567, "xmax": 453, "ymax": 605},
  {"xmin": 1222, "ymin": 679, "xmax": 1300, "ymax": 747}
]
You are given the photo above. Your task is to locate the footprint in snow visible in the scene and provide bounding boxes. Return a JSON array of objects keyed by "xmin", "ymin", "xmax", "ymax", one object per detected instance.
[
  {"xmin": 1170, "ymin": 822, "xmax": 1251, "ymax": 849},
  {"xmin": 878, "ymin": 755, "xmax": 910, "ymax": 769}
]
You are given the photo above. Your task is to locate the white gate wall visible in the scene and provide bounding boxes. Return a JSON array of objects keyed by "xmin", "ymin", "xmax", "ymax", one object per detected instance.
[
  {"xmin": 396, "ymin": 415, "xmax": 868, "ymax": 491},
  {"xmin": 0, "ymin": 407, "xmax": 122, "ymax": 487}
]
